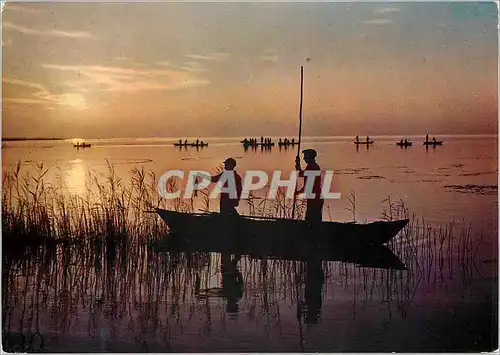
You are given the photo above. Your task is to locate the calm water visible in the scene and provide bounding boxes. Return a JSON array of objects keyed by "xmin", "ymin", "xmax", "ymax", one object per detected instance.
[
  {"xmin": 3, "ymin": 135, "xmax": 498, "ymax": 235},
  {"xmin": 2, "ymin": 135, "xmax": 498, "ymax": 352}
]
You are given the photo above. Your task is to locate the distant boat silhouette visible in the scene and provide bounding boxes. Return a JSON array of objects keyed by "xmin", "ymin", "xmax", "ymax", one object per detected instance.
[
  {"xmin": 241, "ymin": 141, "xmax": 275, "ymax": 147},
  {"xmin": 354, "ymin": 136, "xmax": 374, "ymax": 145},
  {"xmin": 278, "ymin": 141, "xmax": 299, "ymax": 147},
  {"xmin": 424, "ymin": 135, "xmax": 443, "ymax": 146},
  {"xmin": 73, "ymin": 142, "xmax": 91, "ymax": 148},
  {"xmin": 173, "ymin": 142, "xmax": 209, "ymax": 147},
  {"xmin": 396, "ymin": 140, "xmax": 412, "ymax": 147},
  {"xmin": 423, "ymin": 140, "xmax": 443, "ymax": 146}
]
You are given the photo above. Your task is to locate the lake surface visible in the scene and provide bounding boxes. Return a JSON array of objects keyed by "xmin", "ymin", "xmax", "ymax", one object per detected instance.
[{"xmin": 2, "ymin": 135, "xmax": 498, "ymax": 352}]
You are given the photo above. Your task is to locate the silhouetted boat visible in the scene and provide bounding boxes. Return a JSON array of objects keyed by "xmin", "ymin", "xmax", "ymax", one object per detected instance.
[
  {"xmin": 278, "ymin": 142, "xmax": 299, "ymax": 147},
  {"xmin": 173, "ymin": 142, "xmax": 209, "ymax": 147},
  {"xmin": 354, "ymin": 141, "xmax": 374, "ymax": 145},
  {"xmin": 423, "ymin": 141, "xmax": 443, "ymax": 146},
  {"xmin": 157, "ymin": 209, "xmax": 408, "ymax": 246},
  {"xmin": 73, "ymin": 143, "xmax": 91, "ymax": 148},
  {"xmin": 396, "ymin": 141, "xmax": 412, "ymax": 147},
  {"xmin": 242, "ymin": 142, "xmax": 275, "ymax": 147},
  {"xmin": 156, "ymin": 209, "xmax": 407, "ymax": 268}
]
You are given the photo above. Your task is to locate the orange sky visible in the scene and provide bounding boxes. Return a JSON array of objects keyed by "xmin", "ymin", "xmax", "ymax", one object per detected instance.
[{"xmin": 2, "ymin": 2, "xmax": 498, "ymax": 138}]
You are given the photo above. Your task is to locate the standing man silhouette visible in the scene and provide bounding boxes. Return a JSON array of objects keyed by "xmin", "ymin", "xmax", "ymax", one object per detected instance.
[
  {"xmin": 210, "ymin": 158, "xmax": 242, "ymax": 216},
  {"xmin": 295, "ymin": 149, "xmax": 324, "ymax": 224}
]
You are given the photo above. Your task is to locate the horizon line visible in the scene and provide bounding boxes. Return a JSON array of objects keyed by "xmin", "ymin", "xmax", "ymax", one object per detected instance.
[{"xmin": 2, "ymin": 133, "xmax": 498, "ymax": 141}]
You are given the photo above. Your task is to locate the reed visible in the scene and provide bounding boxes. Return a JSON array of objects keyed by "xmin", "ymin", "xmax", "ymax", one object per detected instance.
[{"xmin": 3, "ymin": 161, "xmax": 175, "ymax": 254}]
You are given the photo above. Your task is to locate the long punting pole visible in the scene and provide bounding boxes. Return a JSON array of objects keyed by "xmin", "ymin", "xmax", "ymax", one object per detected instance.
[{"xmin": 291, "ymin": 65, "xmax": 304, "ymax": 220}]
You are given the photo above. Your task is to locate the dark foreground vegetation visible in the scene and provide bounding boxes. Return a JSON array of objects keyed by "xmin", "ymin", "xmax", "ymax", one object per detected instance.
[{"xmin": 2, "ymin": 162, "xmax": 496, "ymax": 352}]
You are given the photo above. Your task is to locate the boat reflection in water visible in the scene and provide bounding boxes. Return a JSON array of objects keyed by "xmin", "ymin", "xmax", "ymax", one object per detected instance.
[
  {"xmin": 156, "ymin": 208, "xmax": 408, "ymax": 331},
  {"xmin": 193, "ymin": 254, "xmax": 332, "ymax": 328},
  {"xmin": 301, "ymin": 259, "xmax": 324, "ymax": 325},
  {"xmin": 3, "ymin": 219, "xmax": 488, "ymax": 353},
  {"xmin": 196, "ymin": 254, "xmax": 244, "ymax": 316}
]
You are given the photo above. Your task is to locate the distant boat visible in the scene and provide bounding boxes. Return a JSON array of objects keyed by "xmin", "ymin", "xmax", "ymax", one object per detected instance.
[
  {"xmin": 396, "ymin": 141, "xmax": 412, "ymax": 147},
  {"xmin": 278, "ymin": 142, "xmax": 298, "ymax": 147},
  {"xmin": 423, "ymin": 140, "xmax": 443, "ymax": 146},
  {"xmin": 173, "ymin": 142, "xmax": 209, "ymax": 147},
  {"xmin": 354, "ymin": 140, "xmax": 374, "ymax": 145},
  {"xmin": 242, "ymin": 142, "xmax": 275, "ymax": 147},
  {"xmin": 73, "ymin": 143, "xmax": 91, "ymax": 148}
]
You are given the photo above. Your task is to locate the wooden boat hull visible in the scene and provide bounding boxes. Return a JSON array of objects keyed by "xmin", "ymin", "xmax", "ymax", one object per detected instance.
[
  {"xmin": 354, "ymin": 141, "xmax": 374, "ymax": 145},
  {"xmin": 423, "ymin": 141, "xmax": 443, "ymax": 146},
  {"xmin": 156, "ymin": 209, "xmax": 407, "ymax": 269},
  {"xmin": 157, "ymin": 209, "xmax": 408, "ymax": 247},
  {"xmin": 396, "ymin": 142, "xmax": 412, "ymax": 147}
]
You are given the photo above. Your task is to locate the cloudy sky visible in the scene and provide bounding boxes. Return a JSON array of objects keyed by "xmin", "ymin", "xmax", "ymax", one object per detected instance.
[{"xmin": 2, "ymin": 2, "xmax": 497, "ymax": 138}]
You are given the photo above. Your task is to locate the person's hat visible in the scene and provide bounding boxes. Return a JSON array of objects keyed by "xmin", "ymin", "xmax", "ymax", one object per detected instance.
[
  {"xmin": 224, "ymin": 157, "xmax": 237, "ymax": 168},
  {"xmin": 302, "ymin": 149, "xmax": 317, "ymax": 159}
]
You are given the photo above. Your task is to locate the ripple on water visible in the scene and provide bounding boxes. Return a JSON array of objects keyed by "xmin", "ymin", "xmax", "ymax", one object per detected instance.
[
  {"xmin": 104, "ymin": 158, "xmax": 153, "ymax": 165},
  {"xmin": 335, "ymin": 167, "xmax": 370, "ymax": 175},
  {"xmin": 357, "ymin": 175, "xmax": 385, "ymax": 180},
  {"xmin": 459, "ymin": 171, "xmax": 496, "ymax": 177},
  {"xmin": 444, "ymin": 184, "xmax": 498, "ymax": 195}
]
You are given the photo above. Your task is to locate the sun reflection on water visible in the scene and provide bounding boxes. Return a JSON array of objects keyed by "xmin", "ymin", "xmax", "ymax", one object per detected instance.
[{"xmin": 65, "ymin": 159, "xmax": 88, "ymax": 196}]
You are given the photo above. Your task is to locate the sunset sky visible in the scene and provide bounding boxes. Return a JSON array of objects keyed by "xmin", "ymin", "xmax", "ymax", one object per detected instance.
[{"xmin": 2, "ymin": 2, "xmax": 498, "ymax": 138}]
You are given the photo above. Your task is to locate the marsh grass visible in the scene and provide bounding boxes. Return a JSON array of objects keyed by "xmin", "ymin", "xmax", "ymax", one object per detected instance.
[
  {"xmin": 3, "ymin": 161, "xmax": 173, "ymax": 252},
  {"xmin": 1, "ymin": 163, "xmax": 488, "ymax": 351},
  {"xmin": 380, "ymin": 195, "xmax": 482, "ymax": 286},
  {"xmin": 3, "ymin": 162, "xmax": 307, "ymax": 253}
]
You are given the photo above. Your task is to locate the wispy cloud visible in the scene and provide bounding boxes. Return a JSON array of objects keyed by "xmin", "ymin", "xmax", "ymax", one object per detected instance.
[
  {"xmin": 180, "ymin": 61, "xmax": 210, "ymax": 73},
  {"xmin": 3, "ymin": 4, "xmax": 42, "ymax": 14},
  {"xmin": 365, "ymin": 7, "xmax": 399, "ymax": 26},
  {"xmin": 187, "ymin": 54, "xmax": 216, "ymax": 61},
  {"xmin": 3, "ymin": 78, "xmax": 47, "ymax": 93},
  {"xmin": 363, "ymin": 19, "xmax": 392, "ymax": 25},
  {"xmin": 2, "ymin": 97, "xmax": 54, "ymax": 105},
  {"xmin": 373, "ymin": 7, "xmax": 400, "ymax": 15},
  {"xmin": 186, "ymin": 52, "xmax": 231, "ymax": 61},
  {"xmin": 42, "ymin": 64, "xmax": 210, "ymax": 92},
  {"xmin": 3, "ymin": 22, "xmax": 96, "ymax": 39},
  {"xmin": 261, "ymin": 54, "xmax": 278, "ymax": 63},
  {"xmin": 2, "ymin": 77, "xmax": 86, "ymax": 108},
  {"xmin": 157, "ymin": 61, "xmax": 172, "ymax": 67},
  {"xmin": 156, "ymin": 52, "xmax": 231, "ymax": 73},
  {"xmin": 156, "ymin": 60, "xmax": 209, "ymax": 73}
]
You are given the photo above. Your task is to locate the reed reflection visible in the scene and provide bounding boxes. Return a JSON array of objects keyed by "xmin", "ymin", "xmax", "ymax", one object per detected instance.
[
  {"xmin": 1, "ymin": 236, "xmax": 485, "ymax": 353},
  {"xmin": 1, "ymin": 162, "xmax": 493, "ymax": 352}
]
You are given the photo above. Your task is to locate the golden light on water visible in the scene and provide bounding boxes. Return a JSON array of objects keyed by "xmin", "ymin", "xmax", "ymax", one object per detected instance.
[
  {"xmin": 71, "ymin": 137, "xmax": 86, "ymax": 144},
  {"xmin": 65, "ymin": 159, "xmax": 87, "ymax": 196}
]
